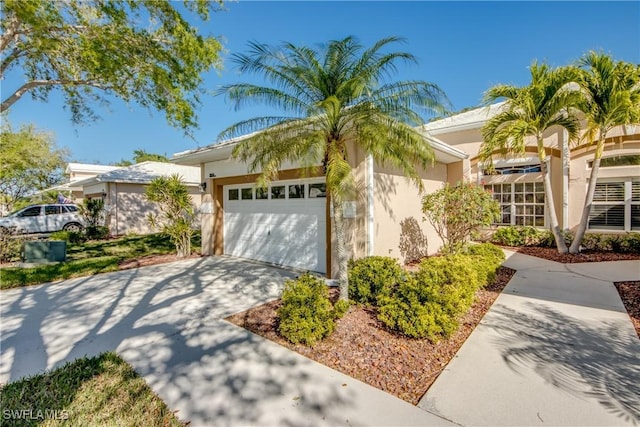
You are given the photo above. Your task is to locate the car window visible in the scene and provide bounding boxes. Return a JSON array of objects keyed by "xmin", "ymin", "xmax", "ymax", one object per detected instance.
[
  {"xmin": 64, "ymin": 205, "xmax": 78, "ymax": 213},
  {"xmin": 18, "ymin": 206, "xmax": 42, "ymax": 217},
  {"xmin": 45, "ymin": 205, "xmax": 61, "ymax": 215}
]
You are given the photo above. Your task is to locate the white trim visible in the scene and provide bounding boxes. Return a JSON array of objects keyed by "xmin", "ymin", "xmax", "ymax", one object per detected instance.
[{"xmin": 366, "ymin": 154, "xmax": 374, "ymax": 256}]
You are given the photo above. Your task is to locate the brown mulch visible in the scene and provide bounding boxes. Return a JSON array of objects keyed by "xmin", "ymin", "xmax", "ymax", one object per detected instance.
[
  {"xmin": 502, "ymin": 245, "xmax": 640, "ymax": 263},
  {"xmin": 614, "ymin": 281, "xmax": 640, "ymax": 339},
  {"xmin": 226, "ymin": 266, "xmax": 516, "ymax": 405}
]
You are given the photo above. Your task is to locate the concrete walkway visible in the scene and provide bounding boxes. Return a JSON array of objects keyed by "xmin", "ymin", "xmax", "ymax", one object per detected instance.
[
  {"xmin": 0, "ymin": 256, "xmax": 453, "ymax": 427},
  {"xmin": 420, "ymin": 250, "xmax": 640, "ymax": 426}
]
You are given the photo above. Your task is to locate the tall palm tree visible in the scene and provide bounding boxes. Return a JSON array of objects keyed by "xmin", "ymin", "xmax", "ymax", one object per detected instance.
[
  {"xmin": 481, "ymin": 63, "xmax": 581, "ymax": 253},
  {"xmin": 216, "ymin": 36, "xmax": 448, "ymax": 300},
  {"xmin": 569, "ymin": 52, "xmax": 640, "ymax": 253}
]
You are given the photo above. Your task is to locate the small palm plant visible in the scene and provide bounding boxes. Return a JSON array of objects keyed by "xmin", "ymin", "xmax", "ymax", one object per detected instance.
[
  {"xmin": 216, "ymin": 36, "xmax": 449, "ymax": 300},
  {"xmin": 145, "ymin": 174, "xmax": 196, "ymax": 257}
]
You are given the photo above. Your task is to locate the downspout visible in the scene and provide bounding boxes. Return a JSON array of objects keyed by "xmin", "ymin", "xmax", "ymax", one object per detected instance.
[
  {"xmin": 562, "ymin": 129, "xmax": 569, "ymax": 231},
  {"xmin": 366, "ymin": 154, "xmax": 374, "ymax": 256}
]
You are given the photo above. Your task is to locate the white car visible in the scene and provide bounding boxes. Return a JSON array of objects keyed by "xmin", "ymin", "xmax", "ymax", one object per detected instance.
[{"xmin": 0, "ymin": 204, "xmax": 84, "ymax": 234}]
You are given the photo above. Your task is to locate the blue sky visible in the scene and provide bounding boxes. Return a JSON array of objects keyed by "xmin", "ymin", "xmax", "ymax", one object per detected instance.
[{"xmin": 4, "ymin": 1, "xmax": 640, "ymax": 165}]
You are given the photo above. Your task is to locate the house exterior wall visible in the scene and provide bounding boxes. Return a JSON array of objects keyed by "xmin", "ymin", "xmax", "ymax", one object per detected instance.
[
  {"xmin": 371, "ymin": 161, "xmax": 447, "ymax": 263},
  {"xmin": 426, "ymin": 118, "xmax": 640, "ymax": 232},
  {"xmin": 85, "ymin": 182, "xmax": 201, "ymax": 236}
]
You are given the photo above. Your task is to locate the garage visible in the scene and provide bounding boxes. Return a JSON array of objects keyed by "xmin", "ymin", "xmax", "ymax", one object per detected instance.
[{"xmin": 223, "ymin": 179, "xmax": 327, "ymax": 273}]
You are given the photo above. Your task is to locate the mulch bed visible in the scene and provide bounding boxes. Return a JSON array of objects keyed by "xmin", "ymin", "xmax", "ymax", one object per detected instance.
[
  {"xmin": 502, "ymin": 245, "xmax": 640, "ymax": 263},
  {"xmin": 614, "ymin": 281, "xmax": 640, "ymax": 339},
  {"xmin": 226, "ymin": 266, "xmax": 515, "ymax": 405}
]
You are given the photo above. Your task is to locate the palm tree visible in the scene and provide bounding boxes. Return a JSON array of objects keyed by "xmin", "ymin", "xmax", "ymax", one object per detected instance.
[
  {"xmin": 216, "ymin": 36, "xmax": 449, "ymax": 300},
  {"xmin": 481, "ymin": 63, "xmax": 581, "ymax": 253},
  {"xmin": 568, "ymin": 52, "xmax": 640, "ymax": 253}
]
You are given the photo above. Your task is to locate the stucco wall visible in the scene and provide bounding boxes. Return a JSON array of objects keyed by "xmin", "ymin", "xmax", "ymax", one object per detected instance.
[
  {"xmin": 371, "ymin": 161, "xmax": 447, "ymax": 263},
  {"xmin": 106, "ymin": 183, "xmax": 201, "ymax": 236}
]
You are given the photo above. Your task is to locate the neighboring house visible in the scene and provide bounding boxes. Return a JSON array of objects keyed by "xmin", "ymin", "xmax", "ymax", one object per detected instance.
[
  {"xmin": 172, "ymin": 136, "xmax": 469, "ymax": 277},
  {"xmin": 30, "ymin": 163, "xmax": 120, "ymax": 205},
  {"xmin": 421, "ymin": 104, "xmax": 640, "ymax": 233},
  {"xmin": 75, "ymin": 161, "xmax": 202, "ymax": 236}
]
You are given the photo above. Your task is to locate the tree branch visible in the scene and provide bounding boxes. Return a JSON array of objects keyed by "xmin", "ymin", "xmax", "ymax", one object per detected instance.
[
  {"xmin": 1, "ymin": 79, "xmax": 109, "ymax": 113},
  {"xmin": 0, "ymin": 15, "xmax": 22, "ymax": 52}
]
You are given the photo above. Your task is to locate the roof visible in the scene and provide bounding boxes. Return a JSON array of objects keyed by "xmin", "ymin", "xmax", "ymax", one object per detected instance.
[
  {"xmin": 75, "ymin": 161, "xmax": 201, "ymax": 187},
  {"xmin": 422, "ymin": 102, "xmax": 505, "ymax": 135},
  {"xmin": 66, "ymin": 163, "xmax": 120, "ymax": 176},
  {"xmin": 172, "ymin": 130, "xmax": 468, "ymax": 166}
]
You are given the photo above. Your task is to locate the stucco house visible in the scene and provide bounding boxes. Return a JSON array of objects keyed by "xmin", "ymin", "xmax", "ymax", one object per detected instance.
[
  {"xmin": 421, "ymin": 103, "xmax": 640, "ymax": 233},
  {"xmin": 172, "ymin": 136, "xmax": 469, "ymax": 277},
  {"xmin": 34, "ymin": 163, "xmax": 120, "ymax": 204},
  {"xmin": 75, "ymin": 161, "xmax": 202, "ymax": 235}
]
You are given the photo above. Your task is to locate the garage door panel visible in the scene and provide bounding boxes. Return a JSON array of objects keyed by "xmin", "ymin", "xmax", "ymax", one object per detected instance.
[{"xmin": 224, "ymin": 180, "xmax": 326, "ymax": 273}]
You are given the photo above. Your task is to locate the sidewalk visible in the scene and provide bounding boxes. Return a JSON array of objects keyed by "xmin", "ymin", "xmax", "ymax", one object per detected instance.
[{"xmin": 419, "ymin": 251, "xmax": 640, "ymax": 426}]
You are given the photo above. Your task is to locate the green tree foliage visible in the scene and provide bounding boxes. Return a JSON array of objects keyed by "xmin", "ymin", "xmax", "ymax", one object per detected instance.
[
  {"xmin": 0, "ymin": 0, "xmax": 223, "ymax": 130},
  {"xmin": 217, "ymin": 36, "xmax": 449, "ymax": 300},
  {"xmin": 0, "ymin": 122, "xmax": 68, "ymax": 212},
  {"xmin": 568, "ymin": 52, "xmax": 640, "ymax": 253},
  {"xmin": 481, "ymin": 63, "xmax": 582, "ymax": 253},
  {"xmin": 422, "ymin": 182, "xmax": 499, "ymax": 254},
  {"xmin": 145, "ymin": 174, "xmax": 195, "ymax": 257},
  {"xmin": 115, "ymin": 149, "xmax": 170, "ymax": 166}
]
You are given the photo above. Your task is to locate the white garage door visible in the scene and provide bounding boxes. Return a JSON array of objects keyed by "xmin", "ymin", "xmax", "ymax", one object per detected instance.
[{"xmin": 224, "ymin": 179, "xmax": 327, "ymax": 273}]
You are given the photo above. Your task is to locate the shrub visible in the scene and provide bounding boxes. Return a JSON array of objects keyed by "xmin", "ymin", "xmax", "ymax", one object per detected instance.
[
  {"xmin": 277, "ymin": 274, "xmax": 343, "ymax": 346},
  {"xmin": 466, "ymin": 243, "xmax": 505, "ymax": 285},
  {"xmin": 50, "ymin": 230, "xmax": 86, "ymax": 244},
  {"xmin": 0, "ymin": 230, "xmax": 27, "ymax": 263},
  {"xmin": 609, "ymin": 233, "xmax": 640, "ymax": 254},
  {"xmin": 79, "ymin": 198, "xmax": 106, "ymax": 228},
  {"xmin": 85, "ymin": 226, "xmax": 110, "ymax": 240},
  {"xmin": 422, "ymin": 183, "xmax": 500, "ymax": 254},
  {"xmin": 491, "ymin": 226, "xmax": 561, "ymax": 247},
  {"xmin": 348, "ymin": 256, "xmax": 405, "ymax": 305},
  {"xmin": 377, "ymin": 255, "xmax": 481, "ymax": 341}
]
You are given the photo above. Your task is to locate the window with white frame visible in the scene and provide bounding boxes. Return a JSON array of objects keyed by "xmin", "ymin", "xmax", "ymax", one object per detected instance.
[
  {"xmin": 485, "ymin": 182, "xmax": 545, "ymax": 227},
  {"xmin": 588, "ymin": 179, "xmax": 639, "ymax": 231}
]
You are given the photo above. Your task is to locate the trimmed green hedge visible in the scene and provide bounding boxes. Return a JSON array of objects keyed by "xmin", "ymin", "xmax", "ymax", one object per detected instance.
[
  {"xmin": 348, "ymin": 256, "xmax": 405, "ymax": 305},
  {"xmin": 277, "ymin": 274, "xmax": 346, "ymax": 346}
]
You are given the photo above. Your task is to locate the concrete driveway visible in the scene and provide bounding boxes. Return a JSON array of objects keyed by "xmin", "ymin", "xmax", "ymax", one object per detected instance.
[{"xmin": 0, "ymin": 256, "xmax": 453, "ymax": 427}]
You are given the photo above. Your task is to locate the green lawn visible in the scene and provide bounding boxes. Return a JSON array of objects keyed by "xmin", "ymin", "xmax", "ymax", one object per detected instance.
[
  {"xmin": 0, "ymin": 233, "xmax": 201, "ymax": 290},
  {"xmin": 0, "ymin": 352, "xmax": 185, "ymax": 426}
]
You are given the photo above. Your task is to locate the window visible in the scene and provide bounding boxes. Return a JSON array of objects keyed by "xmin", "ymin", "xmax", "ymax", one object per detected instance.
[
  {"xmin": 309, "ymin": 183, "xmax": 326, "ymax": 198},
  {"xmin": 45, "ymin": 206, "xmax": 61, "ymax": 215},
  {"xmin": 589, "ymin": 155, "xmax": 640, "ymax": 168},
  {"xmin": 241, "ymin": 188, "xmax": 253, "ymax": 200},
  {"xmin": 289, "ymin": 185, "xmax": 305, "ymax": 199},
  {"xmin": 255, "ymin": 187, "xmax": 268, "ymax": 200},
  {"xmin": 271, "ymin": 186, "xmax": 285, "ymax": 199},
  {"xmin": 19, "ymin": 206, "xmax": 42, "ymax": 217},
  {"xmin": 485, "ymin": 182, "xmax": 545, "ymax": 226},
  {"xmin": 64, "ymin": 205, "xmax": 78, "ymax": 213},
  {"xmin": 483, "ymin": 164, "xmax": 541, "ymax": 175},
  {"xmin": 228, "ymin": 189, "xmax": 239, "ymax": 201},
  {"xmin": 589, "ymin": 179, "xmax": 639, "ymax": 231}
]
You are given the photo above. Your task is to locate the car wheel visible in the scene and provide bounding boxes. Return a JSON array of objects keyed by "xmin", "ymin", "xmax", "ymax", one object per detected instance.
[{"xmin": 63, "ymin": 223, "xmax": 83, "ymax": 232}]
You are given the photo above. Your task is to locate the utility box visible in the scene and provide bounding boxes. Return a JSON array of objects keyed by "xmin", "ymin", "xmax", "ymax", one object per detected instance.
[{"xmin": 22, "ymin": 241, "xmax": 67, "ymax": 263}]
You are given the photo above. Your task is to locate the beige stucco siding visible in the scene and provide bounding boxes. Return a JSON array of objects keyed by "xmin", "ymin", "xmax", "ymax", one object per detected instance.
[
  {"xmin": 372, "ymin": 162, "xmax": 447, "ymax": 263},
  {"xmin": 105, "ymin": 183, "xmax": 201, "ymax": 236}
]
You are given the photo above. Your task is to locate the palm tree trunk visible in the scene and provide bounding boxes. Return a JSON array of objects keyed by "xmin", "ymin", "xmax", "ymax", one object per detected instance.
[
  {"xmin": 331, "ymin": 196, "xmax": 349, "ymax": 301},
  {"xmin": 539, "ymin": 142, "xmax": 568, "ymax": 254},
  {"xmin": 570, "ymin": 138, "xmax": 605, "ymax": 253}
]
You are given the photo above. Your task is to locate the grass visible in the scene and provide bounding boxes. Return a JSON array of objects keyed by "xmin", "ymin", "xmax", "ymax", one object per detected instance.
[
  {"xmin": 0, "ymin": 352, "xmax": 185, "ymax": 426},
  {"xmin": 0, "ymin": 233, "xmax": 201, "ymax": 290}
]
